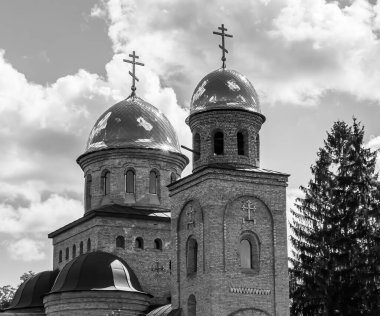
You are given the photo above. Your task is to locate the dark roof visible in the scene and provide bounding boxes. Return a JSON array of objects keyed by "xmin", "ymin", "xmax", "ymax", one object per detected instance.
[
  {"xmin": 50, "ymin": 251, "xmax": 144, "ymax": 294},
  {"xmin": 84, "ymin": 96, "xmax": 181, "ymax": 155},
  {"xmin": 48, "ymin": 204, "xmax": 170, "ymax": 238},
  {"xmin": 190, "ymin": 68, "xmax": 261, "ymax": 117},
  {"xmin": 4, "ymin": 270, "xmax": 58, "ymax": 312},
  {"xmin": 147, "ymin": 305, "xmax": 182, "ymax": 316}
]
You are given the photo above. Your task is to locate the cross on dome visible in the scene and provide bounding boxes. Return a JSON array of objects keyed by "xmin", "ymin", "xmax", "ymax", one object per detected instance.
[
  {"xmin": 123, "ymin": 51, "xmax": 145, "ymax": 97},
  {"xmin": 213, "ymin": 24, "xmax": 233, "ymax": 69}
]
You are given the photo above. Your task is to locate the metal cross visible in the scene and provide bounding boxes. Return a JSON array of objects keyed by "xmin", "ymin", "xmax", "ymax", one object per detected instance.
[
  {"xmin": 242, "ymin": 200, "xmax": 255, "ymax": 222},
  {"xmin": 213, "ymin": 24, "xmax": 233, "ymax": 69},
  {"xmin": 123, "ymin": 51, "xmax": 144, "ymax": 97}
]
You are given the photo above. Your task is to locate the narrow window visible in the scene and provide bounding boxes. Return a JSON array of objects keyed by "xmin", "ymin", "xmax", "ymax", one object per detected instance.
[
  {"xmin": 65, "ymin": 247, "xmax": 69, "ymax": 260},
  {"xmin": 125, "ymin": 170, "xmax": 135, "ymax": 193},
  {"xmin": 186, "ymin": 237, "xmax": 198, "ymax": 275},
  {"xmin": 193, "ymin": 133, "xmax": 201, "ymax": 161},
  {"xmin": 154, "ymin": 238, "xmax": 163, "ymax": 250},
  {"xmin": 256, "ymin": 134, "xmax": 260, "ymax": 160},
  {"xmin": 79, "ymin": 241, "xmax": 83, "ymax": 255},
  {"xmin": 170, "ymin": 172, "xmax": 177, "ymax": 184},
  {"xmin": 135, "ymin": 237, "xmax": 144, "ymax": 249},
  {"xmin": 102, "ymin": 170, "xmax": 110, "ymax": 195},
  {"xmin": 237, "ymin": 131, "xmax": 247, "ymax": 156},
  {"xmin": 188, "ymin": 294, "xmax": 196, "ymax": 316},
  {"xmin": 72, "ymin": 245, "xmax": 76, "ymax": 258},
  {"xmin": 149, "ymin": 170, "xmax": 159, "ymax": 194},
  {"xmin": 59, "ymin": 250, "xmax": 62, "ymax": 263},
  {"xmin": 214, "ymin": 131, "xmax": 224, "ymax": 155},
  {"xmin": 87, "ymin": 238, "xmax": 91, "ymax": 252},
  {"xmin": 240, "ymin": 239, "xmax": 252, "ymax": 269},
  {"xmin": 85, "ymin": 174, "xmax": 92, "ymax": 210},
  {"xmin": 116, "ymin": 236, "xmax": 125, "ymax": 249}
]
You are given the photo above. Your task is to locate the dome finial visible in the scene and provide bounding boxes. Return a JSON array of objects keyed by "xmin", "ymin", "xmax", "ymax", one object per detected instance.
[
  {"xmin": 123, "ymin": 51, "xmax": 145, "ymax": 97},
  {"xmin": 212, "ymin": 24, "xmax": 233, "ymax": 69}
]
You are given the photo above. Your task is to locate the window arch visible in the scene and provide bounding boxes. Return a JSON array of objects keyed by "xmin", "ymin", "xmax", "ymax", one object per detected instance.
[
  {"xmin": 135, "ymin": 237, "xmax": 144, "ymax": 249},
  {"xmin": 125, "ymin": 169, "xmax": 135, "ymax": 193},
  {"xmin": 186, "ymin": 236, "xmax": 198, "ymax": 276},
  {"xmin": 87, "ymin": 238, "xmax": 91, "ymax": 252},
  {"xmin": 154, "ymin": 238, "xmax": 163, "ymax": 250},
  {"xmin": 149, "ymin": 170, "xmax": 159, "ymax": 194},
  {"xmin": 101, "ymin": 169, "xmax": 110, "ymax": 195},
  {"xmin": 188, "ymin": 294, "xmax": 196, "ymax": 316},
  {"xmin": 213, "ymin": 131, "xmax": 224, "ymax": 155},
  {"xmin": 65, "ymin": 247, "xmax": 69, "ymax": 260},
  {"xmin": 72, "ymin": 244, "xmax": 76, "ymax": 258},
  {"xmin": 85, "ymin": 174, "xmax": 92, "ymax": 211},
  {"xmin": 59, "ymin": 250, "xmax": 62, "ymax": 263},
  {"xmin": 237, "ymin": 131, "xmax": 248, "ymax": 156},
  {"xmin": 116, "ymin": 236, "xmax": 125, "ymax": 249},
  {"xmin": 193, "ymin": 133, "xmax": 201, "ymax": 161},
  {"xmin": 240, "ymin": 232, "xmax": 260, "ymax": 273},
  {"xmin": 79, "ymin": 241, "xmax": 83, "ymax": 255}
]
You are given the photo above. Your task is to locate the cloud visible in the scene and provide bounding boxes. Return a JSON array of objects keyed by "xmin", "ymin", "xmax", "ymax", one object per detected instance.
[{"xmin": 6, "ymin": 238, "xmax": 46, "ymax": 262}]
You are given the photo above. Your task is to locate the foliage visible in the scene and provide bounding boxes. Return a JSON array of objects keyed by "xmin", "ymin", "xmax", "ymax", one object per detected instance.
[{"xmin": 290, "ymin": 119, "xmax": 380, "ymax": 315}]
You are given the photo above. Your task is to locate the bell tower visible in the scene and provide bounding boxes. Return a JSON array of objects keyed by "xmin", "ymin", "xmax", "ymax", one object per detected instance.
[{"xmin": 169, "ymin": 25, "xmax": 289, "ymax": 316}]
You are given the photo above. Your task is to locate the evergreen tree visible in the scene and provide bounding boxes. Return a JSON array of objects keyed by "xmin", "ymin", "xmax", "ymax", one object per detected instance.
[{"xmin": 290, "ymin": 119, "xmax": 380, "ymax": 315}]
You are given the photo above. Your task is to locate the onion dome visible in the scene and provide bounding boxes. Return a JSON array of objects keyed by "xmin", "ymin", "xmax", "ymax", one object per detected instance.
[
  {"xmin": 147, "ymin": 304, "xmax": 181, "ymax": 316},
  {"xmin": 4, "ymin": 270, "xmax": 58, "ymax": 312},
  {"xmin": 85, "ymin": 96, "xmax": 181, "ymax": 154},
  {"xmin": 50, "ymin": 251, "xmax": 143, "ymax": 293},
  {"xmin": 190, "ymin": 68, "xmax": 260, "ymax": 116}
]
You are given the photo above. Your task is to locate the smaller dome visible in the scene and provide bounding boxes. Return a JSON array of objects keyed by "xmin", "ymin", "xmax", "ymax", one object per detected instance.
[
  {"xmin": 85, "ymin": 96, "xmax": 181, "ymax": 154},
  {"xmin": 50, "ymin": 251, "xmax": 142, "ymax": 293},
  {"xmin": 5, "ymin": 270, "xmax": 58, "ymax": 312},
  {"xmin": 190, "ymin": 68, "xmax": 260, "ymax": 116}
]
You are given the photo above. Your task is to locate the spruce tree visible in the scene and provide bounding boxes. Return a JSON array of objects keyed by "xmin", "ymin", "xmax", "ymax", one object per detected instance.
[{"xmin": 290, "ymin": 119, "xmax": 380, "ymax": 315}]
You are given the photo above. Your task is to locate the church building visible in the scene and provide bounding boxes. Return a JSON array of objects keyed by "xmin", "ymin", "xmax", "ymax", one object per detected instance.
[{"xmin": 1, "ymin": 25, "xmax": 289, "ymax": 316}]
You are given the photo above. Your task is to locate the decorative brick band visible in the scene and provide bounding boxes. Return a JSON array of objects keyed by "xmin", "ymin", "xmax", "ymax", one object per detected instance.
[{"xmin": 229, "ymin": 287, "xmax": 271, "ymax": 295}]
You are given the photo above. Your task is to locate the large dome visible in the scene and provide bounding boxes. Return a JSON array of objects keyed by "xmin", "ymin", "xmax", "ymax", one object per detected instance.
[
  {"xmin": 190, "ymin": 68, "xmax": 260, "ymax": 116},
  {"xmin": 50, "ymin": 251, "xmax": 143, "ymax": 293},
  {"xmin": 85, "ymin": 96, "xmax": 181, "ymax": 154}
]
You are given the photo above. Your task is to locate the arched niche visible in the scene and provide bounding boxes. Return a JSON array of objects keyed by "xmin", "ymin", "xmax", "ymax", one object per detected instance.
[{"xmin": 228, "ymin": 308, "xmax": 271, "ymax": 316}]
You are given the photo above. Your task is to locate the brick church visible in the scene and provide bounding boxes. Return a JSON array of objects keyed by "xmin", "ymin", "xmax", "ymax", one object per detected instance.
[{"xmin": 1, "ymin": 25, "xmax": 289, "ymax": 316}]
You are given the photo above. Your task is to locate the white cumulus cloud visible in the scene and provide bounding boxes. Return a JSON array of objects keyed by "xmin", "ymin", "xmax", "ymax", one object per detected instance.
[{"xmin": 6, "ymin": 238, "xmax": 46, "ymax": 262}]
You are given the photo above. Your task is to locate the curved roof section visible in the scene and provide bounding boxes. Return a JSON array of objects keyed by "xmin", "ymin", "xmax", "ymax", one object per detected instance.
[
  {"xmin": 50, "ymin": 251, "xmax": 143, "ymax": 293},
  {"xmin": 190, "ymin": 68, "xmax": 260, "ymax": 116},
  {"xmin": 147, "ymin": 304, "xmax": 181, "ymax": 316},
  {"xmin": 5, "ymin": 270, "xmax": 58, "ymax": 311},
  {"xmin": 85, "ymin": 96, "xmax": 181, "ymax": 154}
]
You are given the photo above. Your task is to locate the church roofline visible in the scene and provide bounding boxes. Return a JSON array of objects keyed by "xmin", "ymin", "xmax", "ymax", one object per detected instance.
[{"xmin": 48, "ymin": 204, "xmax": 171, "ymax": 238}]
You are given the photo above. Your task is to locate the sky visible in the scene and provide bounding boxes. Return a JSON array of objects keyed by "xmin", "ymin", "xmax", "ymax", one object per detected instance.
[{"xmin": 0, "ymin": 0, "xmax": 380, "ymax": 287}]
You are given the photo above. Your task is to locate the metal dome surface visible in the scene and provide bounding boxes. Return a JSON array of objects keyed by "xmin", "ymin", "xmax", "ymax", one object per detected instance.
[
  {"xmin": 85, "ymin": 96, "xmax": 181, "ymax": 154},
  {"xmin": 50, "ymin": 251, "xmax": 143, "ymax": 293},
  {"xmin": 190, "ymin": 68, "xmax": 260, "ymax": 116},
  {"xmin": 5, "ymin": 270, "xmax": 58, "ymax": 312}
]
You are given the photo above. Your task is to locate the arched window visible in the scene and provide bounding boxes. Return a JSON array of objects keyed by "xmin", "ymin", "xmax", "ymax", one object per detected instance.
[
  {"xmin": 125, "ymin": 169, "xmax": 135, "ymax": 193},
  {"xmin": 116, "ymin": 236, "xmax": 125, "ymax": 249},
  {"xmin": 154, "ymin": 238, "xmax": 163, "ymax": 250},
  {"xmin": 65, "ymin": 247, "xmax": 69, "ymax": 260},
  {"xmin": 170, "ymin": 172, "xmax": 177, "ymax": 184},
  {"xmin": 101, "ymin": 170, "xmax": 110, "ymax": 195},
  {"xmin": 214, "ymin": 131, "xmax": 224, "ymax": 155},
  {"xmin": 135, "ymin": 237, "xmax": 144, "ymax": 249},
  {"xmin": 149, "ymin": 170, "xmax": 159, "ymax": 194},
  {"xmin": 85, "ymin": 174, "xmax": 92, "ymax": 211},
  {"xmin": 256, "ymin": 134, "xmax": 260, "ymax": 160},
  {"xmin": 87, "ymin": 238, "xmax": 91, "ymax": 252},
  {"xmin": 59, "ymin": 250, "xmax": 62, "ymax": 263},
  {"xmin": 240, "ymin": 233, "xmax": 260, "ymax": 273},
  {"xmin": 72, "ymin": 244, "xmax": 76, "ymax": 258},
  {"xmin": 186, "ymin": 237, "xmax": 198, "ymax": 276},
  {"xmin": 79, "ymin": 241, "xmax": 83, "ymax": 255},
  {"xmin": 237, "ymin": 131, "xmax": 248, "ymax": 156},
  {"xmin": 193, "ymin": 133, "xmax": 201, "ymax": 161},
  {"xmin": 188, "ymin": 294, "xmax": 196, "ymax": 316}
]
